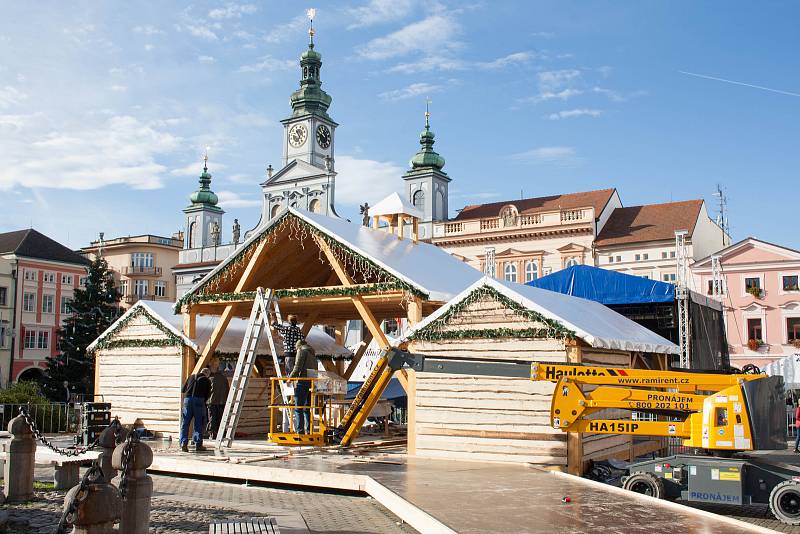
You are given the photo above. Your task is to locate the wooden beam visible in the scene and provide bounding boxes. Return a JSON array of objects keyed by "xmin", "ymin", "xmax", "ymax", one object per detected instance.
[
  {"xmin": 406, "ymin": 296, "xmax": 423, "ymax": 326},
  {"xmin": 192, "ymin": 239, "xmax": 269, "ymax": 375},
  {"xmin": 406, "ymin": 369, "xmax": 417, "ymax": 454},
  {"xmin": 300, "ymin": 311, "xmax": 320, "ymax": 338},
  {"xmin": 182, "ymin": 309, "xmax": 197, "ymax": 383},
  {"xmin": 313, "ymin": 235, "xmax": 391, "ymax": 350},
  {"xmin": 343, "ymin": 330, "xmax": 372, "ymax": 380},
  {"xmin": 567, "ymin": 340, "xmax": 583, "ymax": 476}
]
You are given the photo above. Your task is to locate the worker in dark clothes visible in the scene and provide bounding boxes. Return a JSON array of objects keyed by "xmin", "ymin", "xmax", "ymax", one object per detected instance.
[
  {"xmin": 180, "ymin": 367, "xmax": 212, "ymax": 452},
  {"xmin": 271, "ymin": 314, "xmax": 304, "ymax": 432},
  {"xmin": 207, "ymin": 360, "xmax": 230, "ymax": 441},
  {"xmin": 288, "ymin": 339, "xmax": 317, "ymax": 434}
]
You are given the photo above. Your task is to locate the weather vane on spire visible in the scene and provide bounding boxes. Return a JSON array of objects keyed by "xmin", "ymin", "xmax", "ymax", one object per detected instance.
[
  {"xmin": 307, "ymin": 8, "xmax": 316, "ymax": 47},
  {"xmin": 425, "ymin": 97, "xmax": 432, "ymax": 128},
  {"xmin": 203, "ymin": 146, "xmax": 210, "ymax": 171}
]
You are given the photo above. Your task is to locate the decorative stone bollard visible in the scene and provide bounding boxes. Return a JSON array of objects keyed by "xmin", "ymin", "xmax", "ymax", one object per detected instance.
[
  {"xmin": 96, "ymin": 421, "xmax": 129, "ymax": 484},
  {"xmin": 3, "ymin": 414, "xmax": 36, "ymax": 502},
  {"xmin": 112, "ymin": 435, "xmax": 153, "ymax": 534},
  {"xmin": 63, "ymin": 475, "xmax": 121, "ymax": 534}
]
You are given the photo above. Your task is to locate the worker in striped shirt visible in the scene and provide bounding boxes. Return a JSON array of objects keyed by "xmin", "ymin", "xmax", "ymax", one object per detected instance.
[{"xmin": 271, "ymin": 314, "xmax": 305, "ymax": 432}]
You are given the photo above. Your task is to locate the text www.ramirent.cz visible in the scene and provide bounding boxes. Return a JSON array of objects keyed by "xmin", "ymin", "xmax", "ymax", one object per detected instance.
[{"xmin": 618, "ymin": 377, "xmax": 691, "ymax": 385}]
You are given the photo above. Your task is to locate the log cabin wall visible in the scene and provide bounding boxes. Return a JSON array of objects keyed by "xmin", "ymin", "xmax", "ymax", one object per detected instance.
[
  {"xmin": 407, "ymin": 291, "xmax": 635, "ymax": 470},
  {"xmin": 94, "ymin": 312, "xmax": 270, "ymax": 437}
]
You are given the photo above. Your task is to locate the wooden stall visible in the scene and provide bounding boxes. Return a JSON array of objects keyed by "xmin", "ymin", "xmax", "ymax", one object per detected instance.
[{"xmin": 402, "ymin": 277, "xmax": 678, "ymax": 475}]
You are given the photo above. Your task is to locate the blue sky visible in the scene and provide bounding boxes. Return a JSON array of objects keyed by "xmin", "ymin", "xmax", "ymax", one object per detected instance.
[{"xmin": 1, "ymin": 1, "xmax": 798, "ymax": 249}]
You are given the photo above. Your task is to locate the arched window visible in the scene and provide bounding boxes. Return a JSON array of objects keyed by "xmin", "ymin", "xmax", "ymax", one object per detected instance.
[
  {"xmin": 290, "ymin": 201, "xmax": 298, "ymax": 208},
  {"xmin": 187, "ymin": 222, "xmax": 196, "ymax": 248},
  {"xmin": 435, "ymin": 190, "xmax": 445, "ymax": 218},
  {"xmin": 309, "ymin": 199, "xmax": 321, "ymax": 213},
  {"xmin": 525, "ymin": 261, "xmax": 538, "ymax": 282},
  {"xmin": 412, "ymin": 189, "xmax": 425, "ymax": 209},
  {"xmin": 566, "ymin": 257, "xmax": 579, "ymax": 268},
  {"xmin": 504, "ymin": 262, "xmax": 517, "ymax": 283},
  {"xmin": 271, "ymin": 204, "xmax": 281, "ymax": 218}
]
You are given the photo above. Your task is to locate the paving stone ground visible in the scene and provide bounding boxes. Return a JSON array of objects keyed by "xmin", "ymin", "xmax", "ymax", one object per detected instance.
[{"xmin": 3, "ymin": 467, "xmax": 416, "ymax": 533}]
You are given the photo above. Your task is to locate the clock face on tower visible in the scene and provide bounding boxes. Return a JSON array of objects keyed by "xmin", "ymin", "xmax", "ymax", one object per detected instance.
[
  {"xmin": 288, "ymin": 124, "xmax": 308, "ymax": 148},
  {"xmin": 316, "ymin": 124, "xmax": 331, "ymax": 149}
]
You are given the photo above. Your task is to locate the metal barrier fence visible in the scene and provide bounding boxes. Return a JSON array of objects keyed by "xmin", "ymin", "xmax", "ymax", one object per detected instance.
[
  {"xmin": 0, "ymin": 403, "xmax": 77, "ymax": 434},
  {"xmin": 787, "ymin": 406, "xmax": 797, "ymax": 438}
]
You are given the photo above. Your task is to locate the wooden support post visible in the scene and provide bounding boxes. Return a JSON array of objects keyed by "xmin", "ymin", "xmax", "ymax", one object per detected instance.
[
  {"xmin": 300, "ymin": 311, "xmax": 320, "ymax": 338},
  {"xmin": 406, "ymin": 369, "xmax": 417, "ymax": 454},
  {"xmin": 566, "ymin": 340, "xmax": 584, "ymax": 476},
  {"xmin": 192, "ymin": 239, "xmax": 269, "ymax": 376},
  {"xmin": 407, "ymin": 296, "xmax": 423, "ymax": 326},
  {"xmin": 182, "ymin": 309, "xmax": 197, "ymax": 382},
  {"xmin": 344, "ymin": 331, "xmax": 372, "ymax": 380}
]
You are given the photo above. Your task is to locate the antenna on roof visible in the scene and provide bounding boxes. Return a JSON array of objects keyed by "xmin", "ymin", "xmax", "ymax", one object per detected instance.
[{"xmin": 712, "ymin": 183, "xmax": 730, "ymax": 246}]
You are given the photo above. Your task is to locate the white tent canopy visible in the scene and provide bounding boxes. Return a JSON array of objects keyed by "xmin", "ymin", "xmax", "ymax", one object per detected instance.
[
  {"xmin": 400, "ymin": 276, "xmax": 680, "ymax": 355},
  {"xmin": 89, "ymin": 300, "xmax": 353, "ymax": 358},
  {"xmin": 764, "ymin": 353, "xmax": 800, "ymax": 390}
]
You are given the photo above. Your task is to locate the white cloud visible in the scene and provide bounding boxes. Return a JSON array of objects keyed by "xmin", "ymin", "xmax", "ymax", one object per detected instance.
[
  {"xmin": 358, "ymin": 15, "xmax": 460, "ymax": 61},
  {"xmin": 511, "ymin": 146, "xmax": 578, "ymax": 165},
  {"xmin": 208, "ymin": 3, "xmax": 257, "ymax": 19},
  {"xmin": 531, "ymin": 31, "xmax": 555, "ymax": 39},
  {"xmin": 109, "ymin": 84, "xmax": 127, "ymax": 92},
  {"xmin": 379, "ymin": 82, "xmax": 442, "ymax": 101},
  {"xmin": 144, "ymin": 44, "xmax": 155, "ymax": 52},
  {"xmin": 238, "ymin": 56, "xmax": 295, "ymax": 73},
  {"xmin": 334, "ymin": 155, "xmax": 405, "ymax": 206},
  {"xmin": 264, "ymin": 13, "xmax": 307, "ymax": 44},
  {"xmin": 538, "ymin": 69, "xmax": 582, "ymax": 92},
  {"xmin": 217, "ymin": 190, "xmax": 260, "ymax": 208},
  {"xmin": 0, "ymin": 115, "xmax": 181, "ymax": 190},
  {"xmin": 476, "ymin": 51, "xmax": 534, "ymax": 69},
  {"xmin": 198, "ymin": 55, "xmax": 216, "ymax": 63},
  {"xmin": 0, "ymin": 86, "xmax": 27, "ymax": 109},
  {"xmin": 176, "ymin": 22, "xmax": 218, "ymax": 41},
  {"xmin": 592, "ymin": 86, "xmax": 624, "ymax": 102},
  {"xmin": 132, "ymin": 25, "xmax": 164, "ymax": 36},
  {"xmin": 547, "ymin": 108, "xmax": 602, "ymax": 120},
  {"xmin": 389, "ymin": 50, "xmax": 533, "ymax": 74},
  {"xmin": 347, "ymin": 0, "xmax": 416, "ymax": 29}
]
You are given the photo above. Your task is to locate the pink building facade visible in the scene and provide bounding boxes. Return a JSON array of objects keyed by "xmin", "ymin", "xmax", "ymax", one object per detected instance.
[{"xmin": 693, "ymin": 238, "xmax": 800, "ymax": 369}]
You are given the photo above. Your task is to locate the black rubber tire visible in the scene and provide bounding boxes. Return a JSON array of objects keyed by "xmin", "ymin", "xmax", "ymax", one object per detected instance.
[
  {"xmin": 770, "ymin": 480, "xmax": 800, "ymax": 525},
  {"xmin": 622, "ymin": 471, "xmax": 665, "ymax": 499}
]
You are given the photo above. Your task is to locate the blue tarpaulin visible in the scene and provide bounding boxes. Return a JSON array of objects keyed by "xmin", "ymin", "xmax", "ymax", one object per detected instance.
[
  {"xmin": 526, "ymin": 265, "xmax": 675, "ymax": 305},
  {"xmin": 346, "ymin": 378, "xmax": 407, "ymax": 400}
]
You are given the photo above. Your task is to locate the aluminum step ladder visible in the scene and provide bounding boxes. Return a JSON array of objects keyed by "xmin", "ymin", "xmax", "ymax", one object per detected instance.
[{"xmin": 216, "ymin": 287, "xmax": 288, "ymax": 449}]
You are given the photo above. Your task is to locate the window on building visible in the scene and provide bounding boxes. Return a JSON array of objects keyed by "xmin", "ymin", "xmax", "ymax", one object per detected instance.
[
  {"xmin": 641, "ymin": 274, "xmax": 651, "ymax": 279},
  {"xmin": 635, "ymin": 254, "xmax": 641, "ymax": 261},
  {"xmin": 642, "ymin": 253, "xmax": 649, "ymax": 260},
  {"xmin": 484, "ymin": 248, "xmax": 496, "ymax": 278},
  {"xmin": 663, "ymin": 273, "xmax": 676, "ymax": 283},
  {"xmin": 525, "ymin": 261, "xmax": 539, "ymax": 282},
  {"xmin": 134, "ymin": 280, "xmax": 148, "ymax": 297},
  {"xmin": 0, "ymin": 286, "xmax": 6, "ymax": 306},
  {"xmin": 383, "ymin": 319, "xmax": 399, "ymax": 336},
  {"xmin": 61, "ymin": 274, "xmax": 73, "ymax": 285},
  {"xmin": 41, "ymin": 294, "xmax": 54, "ymax": 314},
  {"xmin": 412, "ymin": 189, "xmax": 425, "ymax": 209},
  {"xmin": 119, "ymin": 280, "xmax": 128, "ymax": 297},
  {"xmin": 504, "ymin": 262, "xmax": 517, "ymax": 283},
  {"xmin": 670, "ymin": 251, "xmax": 676, "ymax": 258},
  {"xmin": 745, "ymin": 277, "xmax": 761, "ymax": 291},
  {"xmin": 131, "ymin": 252, "xmax": 154, "ymax": 269},
  {"xmin": 37, "ymin": 330, "xmax": 49, "ymax": 349},
  {"xmin": 0, "ymin": 323, "xmax": 6, "ymax": 348},
  {"xmin": 747, "ymin": 318, "xmax": 763, "ymax": 342},
  {"xmin": 788, "ymin": 318, "xmax": 800, "ymax": 342},
  {"xmin": 565, "ymin": 257, "xmax": 579, "ymax": 268},
  {"xmin": 616, "ymin": 256, "xmax": 621, "ymax": 262},
  {"xmin": 24, "ymin": 270, "xmax": 37, "ymax": 281},
  {"xmin": 60, "ymin": 296, "xmax": 72, "ymax": 314},
  {"xmin": 707, "ymin": 280, "xmax": 725, "ymax": 295},
  {"xmin": 24, "ymin": 330, "xmax": 36, "ymax": 349},
  {"xmin": 23, "ymin": 292, "xmax": 35, "ymax": 312},
  {"xmin": 43, "ymin": 272, "xmax": 55, "ymax": 283},
  {"xmin": 608, "ymin": 256, "xmax": 614, "ymax": 263},
  {"xmin": 783, "ymin": 275, "xmax": 799, "ymax": 292},
  {"xmin": 662, "ymin": 251, "xmax": 668, "ymax": 259},
  {"xmin": 154, "ymin": 281, "xmax": 166, "ymax": 298}
]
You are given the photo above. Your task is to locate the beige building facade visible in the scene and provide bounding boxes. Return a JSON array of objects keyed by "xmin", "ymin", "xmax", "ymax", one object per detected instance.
[{"xmin": 82, "ymin": 235, "xmax": 182, "ymax": 308}]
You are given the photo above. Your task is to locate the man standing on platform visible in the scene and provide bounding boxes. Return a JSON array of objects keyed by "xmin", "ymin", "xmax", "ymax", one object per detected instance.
[
  {"xmin": 288, "ymin": 339, "xmax": 317, "ymax": 435},
  {"xmin": 271, "ymin": 314, "xmax": 304, "ymax": 432},
  {"xmin": 207, "ymin": 359, "xmax": 230, "ymax": 440},
  {"xmin": 180, "ymin": 367, "xmax": 212, "ymax": 452}
]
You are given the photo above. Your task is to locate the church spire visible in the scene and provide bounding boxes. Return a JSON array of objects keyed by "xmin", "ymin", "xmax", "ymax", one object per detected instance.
[
  {"xmin": 189, "ymin": 148, "xmax": 219, "ymax": 207},
  {"xmin": 290, "ymin": 8, "xmax": 332, "ymax": 119},
  {"xmin": 410, "ymin": 100, "xmax": 446, "ymax": 171}
]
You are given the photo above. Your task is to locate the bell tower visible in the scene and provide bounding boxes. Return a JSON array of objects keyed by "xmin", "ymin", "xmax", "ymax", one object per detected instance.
[
  {"xmin": 402, "ymin": 103, "xmax": 450, "ymax": 240},
  {"xmin": 183, "ymin": 152, "xmax": 224, "ymax": 249}
]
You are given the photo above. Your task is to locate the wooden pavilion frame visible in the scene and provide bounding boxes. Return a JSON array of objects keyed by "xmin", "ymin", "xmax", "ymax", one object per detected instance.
[{"xmin": 177, "ymin": 210, "xmax": 448, "ymax": 391}]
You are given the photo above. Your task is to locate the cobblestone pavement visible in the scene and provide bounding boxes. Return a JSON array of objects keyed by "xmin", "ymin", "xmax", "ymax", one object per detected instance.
[
  {"xmin": 682, "ymin": 501, "xmax": 797, "ymax": 534},
  {"xmin": 5, "ymin": 468, "xmax": 416, "ymax": 533}
]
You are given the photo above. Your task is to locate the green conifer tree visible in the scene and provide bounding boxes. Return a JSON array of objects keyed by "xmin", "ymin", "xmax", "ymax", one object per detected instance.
[{"xmin": 42, "ymin": 257, "xmax": 120, "ymax": 400}]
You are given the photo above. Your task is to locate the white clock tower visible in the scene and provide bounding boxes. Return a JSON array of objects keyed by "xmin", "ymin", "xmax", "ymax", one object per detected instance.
[{"xmin": 261, "ymin": 17, "xmax": 338, "ymax": 221}]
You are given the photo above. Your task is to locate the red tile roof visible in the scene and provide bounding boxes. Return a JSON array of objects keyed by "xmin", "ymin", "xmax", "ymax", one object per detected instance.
[
  {"xmin": 453, "ymin": 188, "xmax": 617, "ymax": 221},
  {"xmin": 0, "ymin": 229, "xmax": 90, "ymax": 266},
  {"xmin": 595, "ymin": 200, "xmax": 704, "ymax": 246}
]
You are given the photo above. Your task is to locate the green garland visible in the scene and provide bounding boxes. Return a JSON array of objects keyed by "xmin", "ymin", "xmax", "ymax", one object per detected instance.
[
  {"xmin": 410, "ymin": 284, "xmax": 576, "ymax": 342},
  {"xmin": 176, "ymin": 282, "xmax": 420, "ymax": 311},
  {"xmin": 176, "ymin": 211, "xmax": 426, "ymax": 311},
  {"xmin": 92, "ymin": 306, "xmax": 184, "ymax": 351},
  {"xmin": 102, "ymin": 338, "xmax": 182, "ymax": 350}
]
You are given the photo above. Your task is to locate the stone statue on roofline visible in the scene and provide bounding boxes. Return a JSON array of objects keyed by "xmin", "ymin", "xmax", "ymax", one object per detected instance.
[
  {"xmin": 360, "ymin": 202, "xmax": 370, "ymax": 227},
  {"xmin": 232, "ymin": 219, "xmax": 241, "ymax": 245},
  {"xmin": 210, "ymin": 221, "xmax": 221, "ymax": 246}
]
